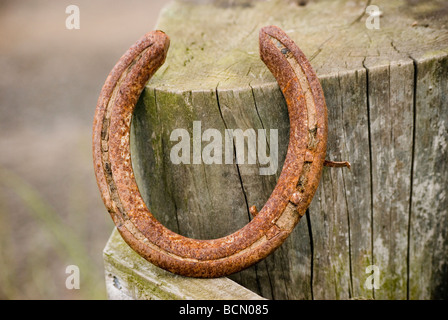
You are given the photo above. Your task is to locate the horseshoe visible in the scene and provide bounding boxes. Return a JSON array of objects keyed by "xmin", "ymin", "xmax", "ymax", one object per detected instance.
[{"xmin": 93, "ymin": 26, "xmax": 328, "ymax": 278}]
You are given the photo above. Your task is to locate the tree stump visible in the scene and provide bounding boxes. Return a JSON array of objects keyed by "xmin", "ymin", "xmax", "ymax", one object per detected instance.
[{"xmin": 127, "ymin": 0, "xmax": 448, "ymax": 299}]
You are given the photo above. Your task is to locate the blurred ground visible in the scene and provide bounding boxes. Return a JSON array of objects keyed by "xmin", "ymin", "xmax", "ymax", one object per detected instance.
[{"xmin": 0, "ymin": 0, "xmax": 171, "ymax": 299}]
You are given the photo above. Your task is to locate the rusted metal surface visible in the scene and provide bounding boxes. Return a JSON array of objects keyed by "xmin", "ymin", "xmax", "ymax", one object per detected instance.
[
  {"xmin": 249, "ymin": 205, "xmax": 259, "ymax": 217},
  {"xmin": 92, "ymin": 26, "xmax": 329, "ymax": 278},
  {"xmin": 324, "ymin": 160, "xmax": 351, "ymax": 169}
]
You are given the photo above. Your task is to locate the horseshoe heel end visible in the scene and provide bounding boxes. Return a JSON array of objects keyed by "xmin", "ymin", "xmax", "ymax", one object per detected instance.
[
  {"xmin": 145, "ymin": 30, "xmax": 170, "ymax": 61},
  {"xmin": 259, "ymin": 25, "xmax": 328, "ymax": 217}
]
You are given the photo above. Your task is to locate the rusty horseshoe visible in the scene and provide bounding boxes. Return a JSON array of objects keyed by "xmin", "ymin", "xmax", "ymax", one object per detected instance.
[{"xmin": 93, "ymin": 26, "xmax": 334, "ymax": 278}]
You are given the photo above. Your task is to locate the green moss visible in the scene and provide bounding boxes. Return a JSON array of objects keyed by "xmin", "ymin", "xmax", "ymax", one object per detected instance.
[{"xmin": 128, "ymin": 274, "xmax": 182, "ymax": 300}]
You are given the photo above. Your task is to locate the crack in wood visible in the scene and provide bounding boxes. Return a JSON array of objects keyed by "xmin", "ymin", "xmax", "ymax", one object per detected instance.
[
  {"xmin": 362, "ymin": 58, "xmax": 375, "ymax": 299},
  {"xmin": 406, "ymin": 57, "xmax": 418, "ymax": 300}
]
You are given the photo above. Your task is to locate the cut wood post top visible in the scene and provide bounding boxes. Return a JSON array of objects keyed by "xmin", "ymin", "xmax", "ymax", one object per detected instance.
[{"xmin": 148, "ymin": 0, "xmax": 448, "ymax": 91}]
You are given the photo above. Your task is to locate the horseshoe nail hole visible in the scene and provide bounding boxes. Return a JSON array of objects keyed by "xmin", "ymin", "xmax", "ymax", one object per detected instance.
[
  {"xmin": 297, "ymin": 163, "xmax": 311, "ymax": 193},
  {"xmin": 308, "ymin": 128, "xmax": 318, "ymax": 149},
  {"xmin": 112, "ymin": 275, "xmax": 122, "ymax": 290}
]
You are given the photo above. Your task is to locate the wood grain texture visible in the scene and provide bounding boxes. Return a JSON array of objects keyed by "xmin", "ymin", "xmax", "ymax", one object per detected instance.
[
  {"xmin": 104, "ymin": 228, "xmax": 265, "ymax": 300},
  {"xmin": 310, "ymin": 70, "xmax": 372, "ymax": 299},
  {"xmin": 128, "ymin": 0, "xmax": 448, "ymax": 299},
  {"xmin": 409, "ymin": 53, "xmax": 448, "ymax": 300},
  {"xmin": 364, "ymin": 58, "xmax": 415, "ymax": 299}
]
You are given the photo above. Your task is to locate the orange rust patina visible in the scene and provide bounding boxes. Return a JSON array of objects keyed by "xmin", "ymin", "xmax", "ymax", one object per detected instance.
[{"xmin": 93, "ymin": 26, "xmax": 330, "ymax": 278}]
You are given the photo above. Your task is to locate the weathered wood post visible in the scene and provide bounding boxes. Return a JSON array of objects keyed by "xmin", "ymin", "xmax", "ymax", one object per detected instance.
[{"xmin": 103, "ymin": 0, "xmax": 448, "ymax": 299}]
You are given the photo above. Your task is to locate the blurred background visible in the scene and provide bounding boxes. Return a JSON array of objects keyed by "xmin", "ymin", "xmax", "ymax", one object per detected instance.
[{"xmin": 0, "ymin": 0, "xmax": 171, "ymax": 299}]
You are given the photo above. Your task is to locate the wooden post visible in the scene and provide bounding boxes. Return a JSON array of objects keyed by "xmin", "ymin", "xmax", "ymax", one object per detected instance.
[
  {"xmin": 105, "ymin": 0, "xmax": 448, "ymax": 300},
  {"xmin": 103, "ymin": 229, "xmax": 265, "ymax": 299}
]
